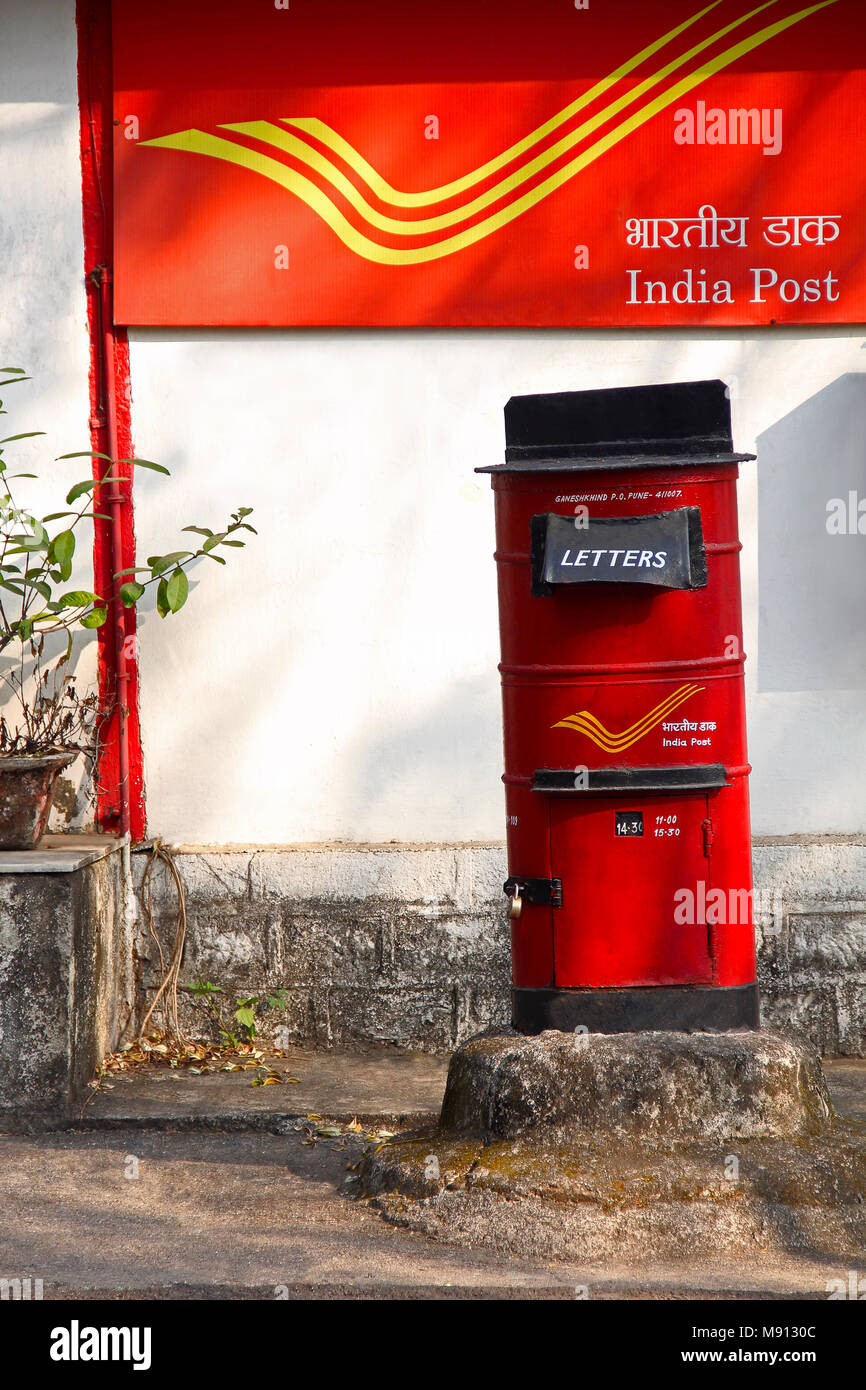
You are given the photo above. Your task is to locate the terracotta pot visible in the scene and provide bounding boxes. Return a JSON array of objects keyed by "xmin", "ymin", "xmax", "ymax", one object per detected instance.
[{"xmin": 0, "ymin": 752, "xmax": 76, "ymax": 850}]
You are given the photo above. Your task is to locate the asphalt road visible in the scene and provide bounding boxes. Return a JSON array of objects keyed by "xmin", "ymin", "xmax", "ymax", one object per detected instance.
[{"xmin": 0, "ymin": 1053, "xmax": 862, "ymax": 1299}]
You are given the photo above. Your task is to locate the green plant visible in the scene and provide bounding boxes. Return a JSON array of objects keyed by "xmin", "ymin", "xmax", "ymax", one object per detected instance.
[
  {"xmin": 233, "ymin": 991, "xmax": 289, "ymax": 1043},
  {"xmin": 187, "ymin": 978, "xmax": 228, "ymax": 1039},
  {"xmin": 233, "ymin": 997, "xmax": 258, "ymax": 1042},
  {"xmin": 0, "ymin": 367, "xmax": 255, "ymax": 756},
  {"xmin": 189, "ymin": 979, "xmax": 223, "ymax": 1001},
  {"xmin": 186, "ymin": 979, "xmax": 289, "ymax": 1048}
]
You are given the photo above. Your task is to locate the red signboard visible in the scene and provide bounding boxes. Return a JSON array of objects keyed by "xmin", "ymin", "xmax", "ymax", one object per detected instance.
[{"xmin": 112, "ymin": 0, "xmax": 865, "ymax": 326}]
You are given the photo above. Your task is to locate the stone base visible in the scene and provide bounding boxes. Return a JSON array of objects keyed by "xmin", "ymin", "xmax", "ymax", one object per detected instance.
[
  {"xmin": 440, "ymin": 1028, "xmax": 832, "ymax": 1143},
  {"xmin": 0, "ymin": 836, "xmax": 133, "ymax": 1123},
  {"xmin": 359, "ymin": 1029, "xmax": 866, "ymax": 1262}
]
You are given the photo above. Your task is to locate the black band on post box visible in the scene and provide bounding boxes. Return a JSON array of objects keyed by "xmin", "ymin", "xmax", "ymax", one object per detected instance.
[
  {"xmin": 532, "ymin": 764, "xmax": 728, "ymax": 793},
  {"xmin": 512, "ymin": 984, "xmax": 761, "ymax": 1035}
]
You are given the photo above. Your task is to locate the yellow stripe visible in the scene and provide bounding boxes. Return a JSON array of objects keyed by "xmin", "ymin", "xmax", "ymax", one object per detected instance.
[
  {"xmin": 558, "ymin": 683, "xmax": 700, "ymax": 736},
  {"xmin": 553, "ymin": 684, "xmax": 705, "ymax": 750},
  {"xmin": 564, "ymin": 684, "xmax": 701, "ymax": 740},
  {"xmin": 277, "ymin": 0, "xmax": 725, "ymax": 208},
  {"xmin": 241, "ymin": 0, "xmax": 780, "ymax": 232},
  {"xmin": 557, "ymin": 686, "xmax": 700, "ymax": 741},
  {"xmin": 140, "ymin": 0, "xmax": 838, "ymax": 266},
  {"xmin": 554, "ymin": 687, "xmax": 701, "ymax": 751}
]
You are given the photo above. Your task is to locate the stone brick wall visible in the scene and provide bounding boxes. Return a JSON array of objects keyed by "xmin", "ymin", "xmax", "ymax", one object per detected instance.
[
  {"xmin": 134, "ymin": 838, "xmax": 866, "ymax": 1056},
  {"xmin": 753, "ymin": 838, "xmax": 866, "ymax": 1055},
  {"xmin": 134, "ymin": 846, "xmax": 509, "ymax": 1052}
]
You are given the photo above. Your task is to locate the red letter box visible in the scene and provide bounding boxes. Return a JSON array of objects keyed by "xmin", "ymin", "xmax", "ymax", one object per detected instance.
[{"xmin": 477, "ymin": 381, "xmax": 759, "ymax": 1033}]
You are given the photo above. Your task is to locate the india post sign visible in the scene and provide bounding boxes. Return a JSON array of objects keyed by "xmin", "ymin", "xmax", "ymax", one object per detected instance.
[{"xmin": 112, "ymin": 0, "xmax": 865, "ymax": 327}]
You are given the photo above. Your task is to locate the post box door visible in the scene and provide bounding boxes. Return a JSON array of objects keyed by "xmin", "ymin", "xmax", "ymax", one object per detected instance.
[{"xmin": 549, "ymin": 793, "xmax": 714, "ymax": 988}]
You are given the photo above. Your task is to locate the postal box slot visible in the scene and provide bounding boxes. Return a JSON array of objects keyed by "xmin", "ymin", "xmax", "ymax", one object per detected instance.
[{"xmin": 530, "ymin": 507, "xmax": 707, "ymax": 596}]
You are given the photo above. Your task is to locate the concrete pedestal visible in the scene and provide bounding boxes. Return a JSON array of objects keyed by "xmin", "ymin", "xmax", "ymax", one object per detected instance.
[
  {"xmin": 440, "ymin": 1029, "xmax": 832, "ymax": 1142},
  {"xmin": 360, "ymin": 1028, "xmax": 866, "ymax": 1264},
  {"xmin": 0, "ymin": 835, "xmax": 133, "ymax": 1124}
]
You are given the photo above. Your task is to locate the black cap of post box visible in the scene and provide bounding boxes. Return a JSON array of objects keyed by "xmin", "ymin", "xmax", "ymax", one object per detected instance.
[{"xmin": 476, "ymin": 379, "xmax": 755, "ymax": 473}]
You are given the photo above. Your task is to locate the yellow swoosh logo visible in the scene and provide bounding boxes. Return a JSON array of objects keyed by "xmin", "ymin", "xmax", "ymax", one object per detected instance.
[
  {"xmin": 230, "ymin": 0, "xmax": 784, "ymax": 236},
  {"xmin": 139, "ymin": 0, "xmax": 838, "ymax": 265},
  {"xmin": 553, "ymin": 684, "xmax": 705, "ymax": 751},
  {"xmin": 277, "ymin": 0, "xmax": 726, "ymax": 209}
]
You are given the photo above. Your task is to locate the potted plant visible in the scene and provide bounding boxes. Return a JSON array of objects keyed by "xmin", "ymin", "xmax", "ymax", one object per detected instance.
[{"xmin": 0, "ymin": 365, "xmax": 255, "ymax": 848}]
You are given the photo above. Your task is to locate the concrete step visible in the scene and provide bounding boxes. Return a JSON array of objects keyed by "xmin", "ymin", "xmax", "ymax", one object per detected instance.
[
  {"xmin": 822, "ymin": 1058, "xmax": 866, "ymax": 1122},
  {"xmin": 75, "ymin": 1046, "xmax": 450, "ymax": 1132},
  {"xmin": 71, "ymin": 1048, "xmax": 866, "ymax": 1135}
]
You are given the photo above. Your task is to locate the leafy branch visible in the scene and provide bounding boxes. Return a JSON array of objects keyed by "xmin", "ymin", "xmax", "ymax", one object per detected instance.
[
  {"xmin": 0, "ymin": 367, "xmax": 256, "ymax": 756},
  {"xmin": 116, "ymin": 505, "xmax": 256, "ymax": 619}
]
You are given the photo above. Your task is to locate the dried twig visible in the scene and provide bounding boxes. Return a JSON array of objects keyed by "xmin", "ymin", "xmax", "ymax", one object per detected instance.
[
  {"xmin": 139, "ymin": 840, "xmax": 188, "ymax": 1042},
  {"xmin": 0, "ymin": 634, "xmax": 102, "ymax": 758}
]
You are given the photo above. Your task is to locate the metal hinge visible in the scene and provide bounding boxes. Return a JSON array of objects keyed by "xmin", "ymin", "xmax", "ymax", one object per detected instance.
[{"xmin": 701, "ymin": 817, "xmax": 715, "ymax": 857}]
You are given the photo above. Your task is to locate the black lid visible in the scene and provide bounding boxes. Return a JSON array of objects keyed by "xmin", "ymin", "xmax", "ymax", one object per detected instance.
[{"xmin": 476, "ymin": 379, "xmax": 755, "ymax": 473}]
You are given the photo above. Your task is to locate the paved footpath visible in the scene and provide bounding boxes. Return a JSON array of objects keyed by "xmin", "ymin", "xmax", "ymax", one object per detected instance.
[{"xmin": 0, "ymin": 1051, "xmax": 863, "ymax": 1300}]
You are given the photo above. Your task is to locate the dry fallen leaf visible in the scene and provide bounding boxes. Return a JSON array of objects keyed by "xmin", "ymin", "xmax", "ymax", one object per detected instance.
[{"xmin": 98, "ymin": 1031, "xmax": 303, "ymax": 1099}]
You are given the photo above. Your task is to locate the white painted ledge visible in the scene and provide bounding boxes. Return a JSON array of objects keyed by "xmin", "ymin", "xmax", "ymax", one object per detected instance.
[{"xmin": 0, "ymin": 834, "xmax": 126, "ymax": 874}]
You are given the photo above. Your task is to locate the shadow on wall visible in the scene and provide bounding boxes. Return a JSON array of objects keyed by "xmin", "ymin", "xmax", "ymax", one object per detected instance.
[
  {"xmin": 354, "ymin": 671, "xmax": 502, "ymax": 835},
  {"xmin": 757, "ymin": 373, "xmax": 866, "ymax": 693}
]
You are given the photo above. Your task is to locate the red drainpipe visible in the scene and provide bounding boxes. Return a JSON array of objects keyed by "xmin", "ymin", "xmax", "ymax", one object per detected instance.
[
  {"xmin": 94, "ymin": 266, "xmax": 131, "ymax": 838},
  {"xmin": 77, "ymin": 0, "xmax": 145, "ymax": 840}
]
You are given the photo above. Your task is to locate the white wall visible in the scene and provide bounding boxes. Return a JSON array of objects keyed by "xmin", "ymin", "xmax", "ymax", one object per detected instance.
[
  {"xmin": 3, "ymin": 3, "xmax": 863, "ymax": 846},
  {"xmin": 0, "ymin": 1, "xmax": 96, "ymax": 825},
  {"xmin": 128, "ymin": 328, "xmax": 866, "ymax": 843}
]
